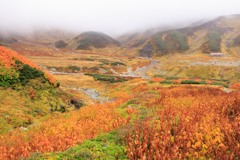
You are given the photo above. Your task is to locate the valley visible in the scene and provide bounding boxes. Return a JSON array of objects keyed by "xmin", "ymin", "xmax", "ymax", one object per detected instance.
[{"xmin": 0, "ymin": 14, "xmax": 240, "ymax": 159}]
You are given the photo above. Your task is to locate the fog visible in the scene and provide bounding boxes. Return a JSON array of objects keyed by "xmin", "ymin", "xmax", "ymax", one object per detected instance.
[{"xmin": 0, "ymin": 0, "xmax": 240, "ymax": 36}]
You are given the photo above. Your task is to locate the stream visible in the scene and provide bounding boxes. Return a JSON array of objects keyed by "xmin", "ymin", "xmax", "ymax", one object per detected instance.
[
  {"xmin": 65, "ymin": 86, "xmax": 112, "ymax": 103},
  {"xmin": 120, "ymin": 59, "xmax": 159, "ymax": 79}
]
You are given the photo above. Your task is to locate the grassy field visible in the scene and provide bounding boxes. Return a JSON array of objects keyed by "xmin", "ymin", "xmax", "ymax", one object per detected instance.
[{"xmin": 0, "ymin": 44, "xmax": 240, "ymax": 159}]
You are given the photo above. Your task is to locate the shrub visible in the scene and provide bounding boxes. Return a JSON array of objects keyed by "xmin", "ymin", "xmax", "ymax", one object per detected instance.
[
  {"xmin": 0, "ymin": 70, "xmax": 19, "ymax": 88},
  {"xmin": 160, "ymin": 80, "xmax": 173, "ymax": 84},
  {"xmin": 17, "ymin": 61, "xmax": 45, "ymax": 86},
  {"xmin": 200, "ymin": 80, "xmax": 207, "ymax": 84},
  {"xmin": 181, "ymin": 80, "xmax": 201, "ymax": 84},
  {"xmin": 85, "ymin": 74, "xmax": 127, "ymax": 83},
  {"xmin": 99, "ymin": 59, "xmax": 110, "ymax": 65},
  {"xmin": 70, "ymin": 99, "xmax": 84, "ymax": 109},
  {"xmin": 166, "ymin": 76, "xmax": 179, "ymax": 80},
  {"xmin": 68, "ymin": 65, "xmax": 80, "ymax": 72},
  {"xmin": 111, "ymin": 62, "xmax": 125, "ymax": 66}
]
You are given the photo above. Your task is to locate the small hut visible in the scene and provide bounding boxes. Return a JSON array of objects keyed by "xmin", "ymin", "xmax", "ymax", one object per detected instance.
[{"xmin": 210, "ymin": 53, "xmax": 224, "ymax": 57}]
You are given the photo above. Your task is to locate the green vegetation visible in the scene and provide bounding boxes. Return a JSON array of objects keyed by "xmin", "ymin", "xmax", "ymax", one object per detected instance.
[
  {"xmin": 166, "ymin": 76, "xmax": 179, "ymax": 80},
  {"xmin": 168, "ymin": 31, "xmax": 189, "ymax": 51},
  {"xmin": 68, "ymin": 65, "xmax": 80, "ymax": 71},
  {"xmin": 211, "ymin": 81, "xmax": 229, "ymax": 88},
  {"xmin": 0, "ymin": 60, "xmax": 52, "ymax": 88},
  {"xmin": 47, "ymin": 65, "xmax": 81, "ymax": 73},
  {"xmin": 17, "ymin": 61, "xmax": 45, "ymax": 86},
  {"xmin": 155, "ymin": 35, "xmax": 167, "ymax": 52},
  {"xmin": 85, "ymin": 73, "xmax": 127, "ymax": 83},
  {"xmin": 0, "ymin": 68, "xmax": 19, "ymax": 88},
  {"xmin": 154, "ymin": 74, "xmax": 164, "ymax": 78},
  {"xmin": 155, "ymin": 31, "xmax": 189, "ymax": 53},
  {"xmin": 208, "ymin": 31, "xmax": 221, "ymax": 52},
  {"xmin": 0, "ymin": 83, "xmax": 68, "ymax": 134},
  {"xmin": 99, "ymin": 59, "xmax": 110, "ymax": 65},
  {"xmin": 77, "ymin": 39, "xmax": 91, "ymax": 50},
  {"xmin": 181, "ymin": 80, "xmax": 201, "ymax": 84},
  {"xmin": 27, "ymin": 131, "xmax": 127, "ymax": 160},
  {"xmin": 160, "ymin": 80, "xmax": 173, "ymax": 84},
  {"xmin": 111, "ymin": 62, "xmax": 125, "ymax": 66},
  {"xmin": 0, "ymin": 60, "xmax": 69, "ymax": 134}
]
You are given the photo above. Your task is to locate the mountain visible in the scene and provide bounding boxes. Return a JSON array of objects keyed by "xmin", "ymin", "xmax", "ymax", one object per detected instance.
[
  {"xmin": 0, "ymin": 29, "xmax": 74, "ymax": 47},
  {"xmin": 66, "ymin": 31, "xmax": 120, "ymax": 50},
  {"xmin": 54, "ymin": 39, "xmax": 66, "ymax": 48},
  {"xmin": 0, "ymin": 33, "xmax": 18, "ymax": 46},
  {"xmin": 117, "ymin": 26, "xmax": 179, "ymax": 48},
  {"xmin": 23, "ymin": 29, "xmax": 74, "ymax": 45},
  {"xmin": 121, "ymin": 14, "xmax": 240, "ymax": 57}
]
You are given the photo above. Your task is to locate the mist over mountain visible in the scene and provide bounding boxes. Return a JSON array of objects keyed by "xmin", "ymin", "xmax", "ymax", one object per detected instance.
[{"xmin": 1, "ymin": 0, "xmax": 240, "ymax": 36}]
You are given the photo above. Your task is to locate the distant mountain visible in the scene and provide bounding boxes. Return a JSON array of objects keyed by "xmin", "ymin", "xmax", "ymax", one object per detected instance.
[
  {"xmin": 120, "ymin": 14, "xmax": 240, "ymax": 57},
  {"xmin": 117, "ymin": 26, "xmax": 176, "ymax": 48},
  {"xmin": 24, "ymin": 29, "xmax": 74, "ymax": 45},
  {"xmin": 0, "ymin": 29, "xmax": 74, "ymax": 46},
  {"xmin": 54, "ymin": 40, "xmax": 66, "ymax": 48},
  {"xmin": 66, "ymin": 31, "xmax": 120, "ymax": 50},
  {"xmin": 0, "ymin": 33, "xmax": 18, "ymax": 46}
]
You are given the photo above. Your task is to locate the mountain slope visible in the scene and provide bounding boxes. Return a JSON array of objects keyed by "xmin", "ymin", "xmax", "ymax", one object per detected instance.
[
  {"xmin": 0, "ymin": 29, "xmax": 74, "ymax": 47},
  {"xmin": 0, "ymin": 33, "xmax": 18, "ymax": 46},
  {"xmin": 66, "ymin": 31, "xmax": 120, "ymax": 50},
  {"xmin": 122, "ymin": 14, "xmax": 240, "ymax": 57},
  {"xmin": 0, "ymin": 46, "xmax": 68, "ymax": 134}
]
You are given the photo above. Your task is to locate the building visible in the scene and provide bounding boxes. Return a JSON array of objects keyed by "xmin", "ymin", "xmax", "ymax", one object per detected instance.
[{"xmin": 210, "ymin": 53, "xmax": 224, "ymax": 57}]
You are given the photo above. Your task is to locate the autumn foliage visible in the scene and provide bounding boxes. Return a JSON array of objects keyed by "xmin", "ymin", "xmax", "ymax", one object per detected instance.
[
  {"xmin": 125, "ymin": 86, "xmax": 240, "ymax": 159},
  {"xmin": 0, "ymin": 46, "xmax": 56, "ymax": 85},
  {"xmin": 0, "ymin": 98, "xmax": 129, "ymax": 159},
  {"xmin": 1, "ymin": 45, "xmax": 240, "ymax": 159}
]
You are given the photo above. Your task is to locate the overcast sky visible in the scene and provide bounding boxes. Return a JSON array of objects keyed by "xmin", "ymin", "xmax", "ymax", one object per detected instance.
[{"xmin": 0, "ymin": 0, "xmax": 240, "ymax": 35}]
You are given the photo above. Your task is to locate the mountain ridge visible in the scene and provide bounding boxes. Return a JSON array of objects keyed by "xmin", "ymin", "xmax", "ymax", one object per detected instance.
[
  {"xmin": 66, "ymin": 31, "xmax": 120, "ymax": 50},
  {"xmin": 118, "ymin": 14, "xmax": 240, "ymax": 57}
]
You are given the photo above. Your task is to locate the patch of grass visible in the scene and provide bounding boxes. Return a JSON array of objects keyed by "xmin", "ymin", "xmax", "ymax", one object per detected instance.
[
  {"xmin": 99, "ymin": 59, "xmax": 110, "ymax": 65},
  {"xmin": 111, "ymin": 62, "xmax": 126, "ymax": 66},
  {"xmin": 200, "ymin": 80, "xmax": 207, "ymax": 84},
  {"xmin": 166, "ymin": 76, "xmax": 179, "ymax": 80},
  {"xmin": 27, "ymin": 131, "xmax": 128, "ymax": 160},
  {"xmin": 73, "ymin": 58, "xmax": 95, "ymax": 61},
  {"xmin": 181, "ymin": 80, "xmax": 201, "ymax": 84},
  {"xmin": 85, "ymin": 73, "xmax": 127, "ymax": 83},
  {"xmin": 68, "ymin": 65, "xmax": 80, "ymax": 71},
  {"xmin": 209, "ymin": 78, "xmax": 229, "ymax": 83},
  {"xmin": 211, "ymin": 81, "xmax": 229, "ymax": 88},
  {"xmin": 0, "ymin": 86, "xmax": 68, "ymax": 134},
  {"xmin": 161, "ymin": 80, "xmax": 173, "ymax": 84}
]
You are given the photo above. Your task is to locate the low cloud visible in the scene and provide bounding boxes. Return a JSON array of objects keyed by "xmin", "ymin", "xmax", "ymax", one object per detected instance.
[{"xmin": 0, "ymin": 0, "xmax": 239, "ymax": 36}]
